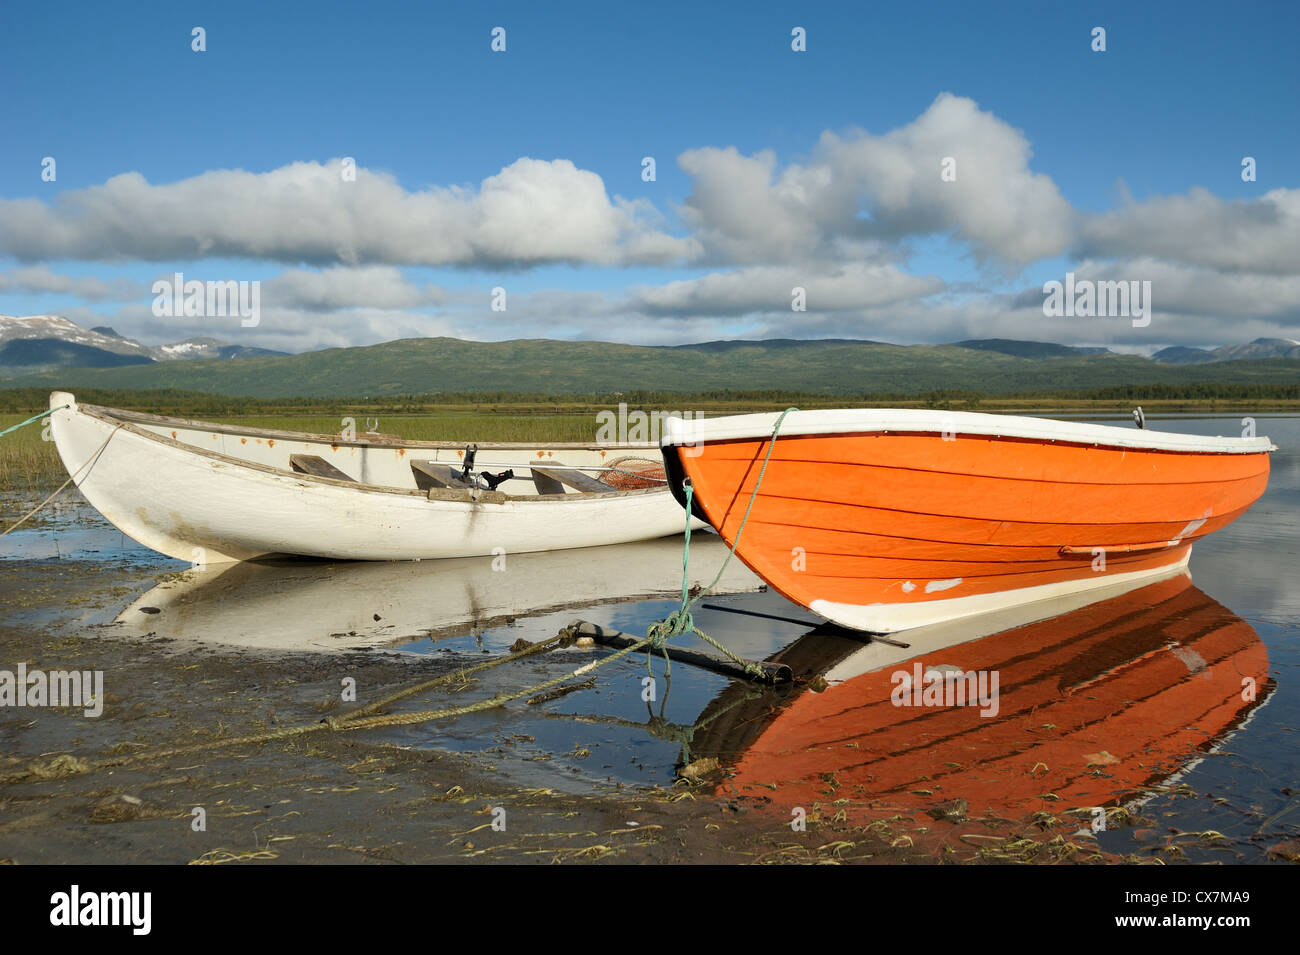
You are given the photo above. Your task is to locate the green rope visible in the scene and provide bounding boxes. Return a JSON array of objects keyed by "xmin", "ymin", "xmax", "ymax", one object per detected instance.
[
  {"xmin": 645, "ymin": 407, "xmax": 798, "ymax": 679},
  {"xmin": 0, "ymin": 405, "xmax": 67, "ymax": 440}
]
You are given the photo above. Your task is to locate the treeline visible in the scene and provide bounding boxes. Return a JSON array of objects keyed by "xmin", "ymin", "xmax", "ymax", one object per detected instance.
[
  {"xmin": 1054, "ymin": 383, "xmax": 1300, "ymax": 400},
  {"xmin": 2, "ymin": 381, "xmax": 1299, "ymax": 415}
]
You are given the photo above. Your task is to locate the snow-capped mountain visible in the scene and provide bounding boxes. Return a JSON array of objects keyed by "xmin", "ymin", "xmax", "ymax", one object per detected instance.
[
  {"xmin": 0, "ymin": 315, "xmax": 286, "ymax": 370},
  {"xmin": 1152, "ymin": 337, "xmax": 1300, "ymax": 364}
]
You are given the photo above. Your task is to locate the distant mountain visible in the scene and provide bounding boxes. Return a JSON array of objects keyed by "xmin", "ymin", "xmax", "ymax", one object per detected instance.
[
  {"xmin": 153, "ymin": 337, "xmax": 287, "ymax": 361},
  {"xmin": 1154, "ymin": 337, "xmax": 1300, "ymax": 365},
  {"xmin": 0, "ymin": 315, "xmax": 154, "ymax": 362},
  {"xmin": 0, "ymin": 338, "xmax": 154, "ymax": 369},
  {"xmin": 660, "ymin": 338, "xmax": 889, "ymax": 352},
  {"xmin": 1214, "ymin": 338, "xmax": 1300, "ymax": 361},
  {"xmin": 1151, "ymin": 345, "xmax": 1218, "ymax": 365},
  {"xmin": 0, "ymin": 315, "xmax": 285, "ymax": 373},
  {"xmin": 3, "ymin": 315, "xmax": 1298, "ymax": 398},
  {"xmin": 4, "ymin": 333, "xmax": 1300, "ymax": 398},
  {"xmin": 952, "ymin": 339, "xmax": 1112, "ymax": 359}
]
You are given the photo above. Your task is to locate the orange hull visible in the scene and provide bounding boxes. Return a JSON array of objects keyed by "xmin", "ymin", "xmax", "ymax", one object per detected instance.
[{"xmin": 663, "ymin": 410, "xmax": 1273, "ymax": 631}]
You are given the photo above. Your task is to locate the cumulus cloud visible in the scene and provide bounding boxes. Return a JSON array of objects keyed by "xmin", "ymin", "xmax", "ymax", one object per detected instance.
[
  {"xmin": 629, "ymin": 263, "xmax": 943, "ymax": 317},
  {"xmin": 262, "ymin": 266, "xmax": 443, "ymax": 311},
  {"xmin": 1078, "ymin": 187, "xmax": 1300, "ymax": 275},
  {"xmin": 0, "ymin": 265, "xmax": 144, "ymax": 301},
  {"xmin": 679, "ymin": 93, "xmax": 1075, "ymax": 266},
  {"xmin": 0, "ymin": 158, "xmax": 698, "ymax": 268},
  {"xmin": 1068, "ymin": 258, "xmax": 1300, "ymax": 321}
]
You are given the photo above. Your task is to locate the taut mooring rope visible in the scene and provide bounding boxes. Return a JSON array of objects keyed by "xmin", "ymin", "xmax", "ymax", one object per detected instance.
[
  {"xmin": 0, "ymin": 419, "xmax": 122, "ymax": 540},
  {"xmin": 0, "ymin": 404, "xmax": 67, "ymax": 440},
  {"xmin": 644, "ymin": 407, "xmax": 799, "ymax": 677}
]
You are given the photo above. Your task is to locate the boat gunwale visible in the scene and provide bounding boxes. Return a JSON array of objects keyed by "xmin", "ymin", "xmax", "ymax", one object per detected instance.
[
  {"xmin": 69, "ymin": 400, "xmax": 666, "ymax": 504},
  {"xmin": 660, "ymin": 410, "xmax": 1278, "ymax": 456}
]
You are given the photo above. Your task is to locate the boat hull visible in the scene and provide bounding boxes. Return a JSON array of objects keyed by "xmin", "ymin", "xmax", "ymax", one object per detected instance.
[
  {"xmin": 49, "ymin": 392, "xmax": 696, "ymax": 563},
  {"xmin": 663, "ymin": 409, "xmax": 1273, "ymax": 632}
]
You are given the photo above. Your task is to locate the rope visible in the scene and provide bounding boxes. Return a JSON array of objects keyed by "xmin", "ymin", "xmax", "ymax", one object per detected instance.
[
  {"xmin": 0, "ymin": 421, "xmax": 122, "ymax": 539},
  {"xmin": 0, "ymin": 405, "xmax": 67, "ymax": 440},
  {"xmin": 0, "ymin": 620, "xmax": 659, "ymax": 784},
  {"xmin": 644, "ymin": 407, "xmax": 798, "ymax": 678}
]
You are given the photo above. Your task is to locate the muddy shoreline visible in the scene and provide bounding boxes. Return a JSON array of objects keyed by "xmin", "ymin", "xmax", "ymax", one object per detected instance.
[
  {"xmin": 0, "ymin": 555, "xmax": 1124, "ymax": 865},
  {"xmin": 5, "ymin": 464, "xmax": 1297, "ymax": 866}
]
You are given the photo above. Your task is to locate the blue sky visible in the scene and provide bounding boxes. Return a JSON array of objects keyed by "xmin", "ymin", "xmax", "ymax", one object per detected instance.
[{"xmin": 1, "ymin": 0, "xmax": 1297, "ymax": 352}]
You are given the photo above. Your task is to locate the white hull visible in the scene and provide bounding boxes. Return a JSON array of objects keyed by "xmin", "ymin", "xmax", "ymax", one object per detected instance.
[
  {"xmin": 49, "ymin": 392, "xmax": 697, "ymax": 563},
  {"xmin": 808, "ymin": 551, "xmax": 1193, "ymax": 634}
]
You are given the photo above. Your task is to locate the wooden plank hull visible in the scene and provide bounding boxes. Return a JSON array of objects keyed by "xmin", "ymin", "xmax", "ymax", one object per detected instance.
[
  {"xmin": 663, "ymin": 409, "xmax": 1274, "ymax": 632},
  {"xmin": 49, "ymin": 391, "xmax": 697, "ymax": 563}
]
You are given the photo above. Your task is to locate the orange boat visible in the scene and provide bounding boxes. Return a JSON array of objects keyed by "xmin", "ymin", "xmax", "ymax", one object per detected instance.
[
  {"xmin": 689, "ymin": 574, "xmax": 1271, "ymax": 847},
  {"xmin": 661, "ymin": 409, "xmax": 1274, "ymax": 632}
]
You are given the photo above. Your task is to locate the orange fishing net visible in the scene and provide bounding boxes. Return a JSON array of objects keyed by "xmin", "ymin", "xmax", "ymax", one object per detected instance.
[{"xmin": 599, "ymin": 456, "xmax": 668, "ymax": 490}]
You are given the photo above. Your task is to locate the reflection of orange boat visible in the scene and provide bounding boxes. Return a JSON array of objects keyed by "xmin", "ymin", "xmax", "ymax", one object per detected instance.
[
  {"xmin": 662, "ymin": 410, "xmax": 1273, "ymax": 632},
  {"xmin": 691, "ymin": 574, "xmax": 1270, "ymax": 842}
]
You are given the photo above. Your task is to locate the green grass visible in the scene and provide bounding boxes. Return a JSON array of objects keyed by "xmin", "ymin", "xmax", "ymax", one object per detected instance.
[
  {"xmin": 0, "ymin": 414, "xmax": 60, "ymax": 490},
  {"xmin": 203, "ymin": 413, "xmax": 601, "ymax": 443}
]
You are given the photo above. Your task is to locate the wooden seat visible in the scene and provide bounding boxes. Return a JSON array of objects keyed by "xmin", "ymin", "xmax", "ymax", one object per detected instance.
[
  {"xmin": 290, "ymin": 454, "xmax": 355, "ymax": 482},
  {"xmin": 411, "ymin": 461, "xmax": 473, "ymax": 491},
  {"xmin": 530, "ymin": 463, "xmax": 610, "ymax": 495}
]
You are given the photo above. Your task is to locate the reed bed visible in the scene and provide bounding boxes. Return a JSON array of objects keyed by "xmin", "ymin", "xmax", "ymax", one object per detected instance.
[{"xmin": 205, "ymin": 413, "xmax": 600, "ymax": 444}]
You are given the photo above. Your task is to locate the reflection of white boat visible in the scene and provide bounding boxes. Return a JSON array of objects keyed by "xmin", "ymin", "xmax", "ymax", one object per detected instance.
[
  {"xmin": 112, "ymin": 537, "xmax": 762, "ymax": 652},
  {"xmin": 49, "ymin": 391, "xmax": 696, "ymax": 563}
]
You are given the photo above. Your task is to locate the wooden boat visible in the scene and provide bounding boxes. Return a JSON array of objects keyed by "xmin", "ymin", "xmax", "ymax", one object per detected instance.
[
  {"xmin": 689, "ymin": 573, "xmax": 1271, "ymax": 845},
  {"xmin": 47, "ymin": 391, "xmax": 698, "ymax": 563},
  {"xmin": 661, "ymin": 408, "xmax": 1274, "ymax": 632},
  {"xmin": 111, "ymin": 537, "xmax": 761, "ymax": 652}
]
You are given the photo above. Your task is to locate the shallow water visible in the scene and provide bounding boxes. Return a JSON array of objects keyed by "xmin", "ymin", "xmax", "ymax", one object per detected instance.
[{"xmin": 3, "ymin": 412, "xmax": 1297, "ymax": 861}]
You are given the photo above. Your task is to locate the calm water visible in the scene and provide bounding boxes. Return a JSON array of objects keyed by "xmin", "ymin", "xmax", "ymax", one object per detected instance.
[{"xmin": 4, "ymin": 413, "xmax": 1297, "ymax": 860}]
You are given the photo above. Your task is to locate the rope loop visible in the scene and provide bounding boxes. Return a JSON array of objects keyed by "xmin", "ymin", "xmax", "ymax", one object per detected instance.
[{"xmin": 644, "ymin": 407, "xmax": 798, "ymax": 678}]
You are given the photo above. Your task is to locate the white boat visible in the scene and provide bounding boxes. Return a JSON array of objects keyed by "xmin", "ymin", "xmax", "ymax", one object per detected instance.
[{"xmin": 47, "ymin": 391, "xmax": 698, "ymax": 563}]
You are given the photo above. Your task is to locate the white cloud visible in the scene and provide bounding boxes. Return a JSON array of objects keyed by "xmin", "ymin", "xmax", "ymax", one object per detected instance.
[
  {"xmin": 0, "ymin": 158, "xmax": 697, "ymax": 268},
  {"xmin": 0, "ymin": 265, "xmax": 144, "ymax": 301},
  {"xmin": 678, "ymin": 93, "xmax": 1075, "ymax": 266},
  {"xmin": 1078, "ymin": 188, "xmax": 1300, "ymax": 275},
  {"xmin": 262, "ymin": 266, "xmax": 443, "ymax": 311},
  {"xmin": 629, "ymin": 263, "xmax": 943, "ymax": 317}
]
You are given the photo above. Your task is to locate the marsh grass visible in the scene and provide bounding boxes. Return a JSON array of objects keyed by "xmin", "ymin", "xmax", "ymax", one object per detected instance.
[
  {"xmin": 0, "ymin": 415, "xmax": 61, "ymax": 489},
  {"xmin": 205, "ymin": 413, "xmax": 600, "ymax": 444}
]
